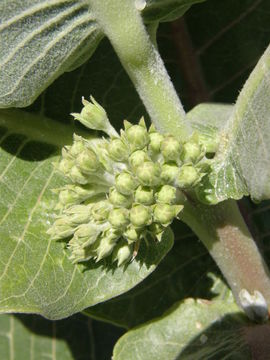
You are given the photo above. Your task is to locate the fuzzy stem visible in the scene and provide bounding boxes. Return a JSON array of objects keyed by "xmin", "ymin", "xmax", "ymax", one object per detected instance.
[
  {"xmin": 182, "ymin": 199, "xmax": 270, "ymax": 320},
  {"xmin": 88, "ymin": 0, "xmax": 190, "ymax": 140}
]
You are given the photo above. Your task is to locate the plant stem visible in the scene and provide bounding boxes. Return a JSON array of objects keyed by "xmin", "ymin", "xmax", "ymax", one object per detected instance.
[
  {"xmin": 88, "ymin": 0, "xmax": 190, "ymax": 140},
  {"xmin": 88, "ymin": 0, "xmax": 270, "ymax": 320},
  {"xmin": 182, "ymin": 199, "xmax": 270, "ymax": 320}
]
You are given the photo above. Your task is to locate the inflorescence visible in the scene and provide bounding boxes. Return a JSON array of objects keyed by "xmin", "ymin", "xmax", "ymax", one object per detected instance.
[{"xmin": 48, "ymin": 96, "xmax": 208, "ymax": 266}]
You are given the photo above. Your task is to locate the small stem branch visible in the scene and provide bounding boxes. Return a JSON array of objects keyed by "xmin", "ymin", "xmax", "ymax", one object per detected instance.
[
  {"xmin": 88, "ymin": 0, "xmax": 190, "ymax": 139},
  {"xmin": 182, "ymin": 199, "xmax": 270, "ymax": 319}
]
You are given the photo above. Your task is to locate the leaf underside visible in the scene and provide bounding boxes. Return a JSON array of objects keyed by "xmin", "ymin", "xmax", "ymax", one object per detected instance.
[
  {"xmin": 203, "ymin": 44, "xmax": 270, "ymax": 204},
  {"xmin": 113, "ymin": 299, "xmax": 257, "ymax": 360},
  {"xmin": 0, "ymin": 0, "xmax": 104, "ymax": 108}
]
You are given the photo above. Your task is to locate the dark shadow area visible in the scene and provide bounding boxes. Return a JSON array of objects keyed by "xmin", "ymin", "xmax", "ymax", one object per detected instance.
[
  {"xmin": 0, "ymin": 129, "xmax": 57, "ymax": 161},
  {"xmin": 177, "ymin": 313, "xmax": 270, "ymax": 360},
  {"xmin": 15, "ymin": 313, "xmax": 125, "ymax": 360}
]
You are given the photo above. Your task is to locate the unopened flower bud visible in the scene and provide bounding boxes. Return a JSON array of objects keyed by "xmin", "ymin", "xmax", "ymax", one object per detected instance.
[
  {"xmin": 177, "ymin": 165, "xmax": 199, "ymax": 188},
  {"xmin": 123, "ymin": 225, "xmax": 141, "ymax": 243},
  {"xmin": 154, "ymin": 204, "xmax": 183, "ymax": 225},
  {"xmin": 57, "ymin": 184, "xmax": 107, "ymax": 208},
  {"xmin": 69, "ymin": 137, "xmax": 85, "ymax": 157},
  {"xmin": 107, "ymin": 138, "xmax": 129, "ymax": 162},
  {"xmin": 156, "ymin": 185, "xmax": 176, "ymax": 204},
  {"xmin": 134, "ymin": 186, "xmax": 154, "ymax": 205},
  {"xmin": 181, "ymin": 141, "xmax": 204, "ymax": 163},
  {"xmin": 91, "ymin": 201, "xmax": 111, "ymax": 222},
  {"xmin": 64, "ymin": 204, "xmax": 92, "ymax": 225},
  {"xmin": 129, "ymin": 150, "xmax": 149, "ymax": 169},
  {"xmin": 125, "ymin": 119, "xmax": 149, "ymax": 151},
  {"xmin": 115, "ymin": 172, "xmax": 137, "ymax": 195},
  {"xmin": 113, "ymin": 241, "xmax": 133, "ymax": 266},
  {"xmin": 71, "ymin": 223, "xmax": 101, "ymax": 248},
  {"xmin": 71, "ymin": 96, "xmax": 117, "ymax": 137},
  {"xmin": 109, "ymin": 188, "xmax": 133, "ymax": 208},
  {"xmin": 136, "ymin": 161, "xmax": 161, "ymax": 186},
  {"xmin": 130, "ymin": 204, "xmax": 152, "ymax": 228},
  {"xmin": 108, "ymin": 208, "xmax": 129, "ymax": 229},
  {"xmin": 69, "ymin": 166, "xmax": 88, "ymax": 184},
  {"xmin": 160, "ymin": 163, "xmax": 179, "ymax": 184},
  {"xmin": 148, "ymin": 222, "xmax": 164, "ymax": 236},
  {"xmin": 47, "ymin": 218, "xmax": 75, "ymax": 240},
  {"xmin": 76, "ymin": 148, "xmax": 100, "ymax": 174},
  {"xmin": 161, "ymin": 136, "xmax": 181, "ymax": 162},
  {"xmin": 96, "ymin": 230, "xmax": 119, "ymax": 260},
  {"xmin": 149, "ymin": 131, "xmax": 164, "ymax": 153},
  {"xmin": 58, "ymin": 158, "xmax": 74, "ymax": 175}
]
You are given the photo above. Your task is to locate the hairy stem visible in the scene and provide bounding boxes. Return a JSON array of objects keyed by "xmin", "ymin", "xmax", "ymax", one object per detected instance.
[
  {"xmin": 182, "ymin": 199, "xmax": 270, "ymax": 320},
  {"xmin": 88, "ymin": 0, "xmax": 190, "ymax": 139}
]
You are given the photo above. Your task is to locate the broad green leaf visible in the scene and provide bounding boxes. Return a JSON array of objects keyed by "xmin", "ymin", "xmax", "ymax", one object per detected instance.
[
  {"xmin": 85, "ymin": 221, "xmax": 232, "ymax": 329},
  {"xmin": 0, "ymin": 109, "xmax": 173, "ymax": 320},
  {"xmin": 200, "ymin": 44, "xmax": 270, "ymax": 204},
  {"xmin": 0, "ymin": 0, "xmax": 104, "ymax": 108},
  {"xmin": 142, "ymin": 0, "xmax": 206, "ymax": 23},
  {"xmin": 113, "ymin": 299, "xmax": 259, "ymax": 360},
  {"xmin": 0, "ymin": 313, "xmax": 124, "ymax": 360}
]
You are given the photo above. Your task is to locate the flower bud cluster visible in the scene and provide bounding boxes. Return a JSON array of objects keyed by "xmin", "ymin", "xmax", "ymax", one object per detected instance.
[{"xmin": 49, "ymin": 97, "xmax": 207, "ymax": 266}]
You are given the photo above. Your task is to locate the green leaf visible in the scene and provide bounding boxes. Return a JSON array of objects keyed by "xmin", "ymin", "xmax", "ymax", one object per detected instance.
[
  {"xmin": 142, "ymin": 0, "xmax": 206, "ymax": 23},
  {"xmin": 113, "ymin": 299, "xmax": 260, "ymax": 360},
  {"xmin": 84, "ymin": 220, "xmax": 232, "ymax": 329},
  {"xmin": 0, "ymin": 0, "xmax": 103, "ymax": 108},
  {"xmin": 201, "ymin": 44, "xmax": 270, "ymax": 204},
  {"xmin": 0, "ymin": 313, "xmax": 124, "ymax": 360},
  {"xmin": 0, "ymin": 109, "xmax": 173, "ymax": 320}
]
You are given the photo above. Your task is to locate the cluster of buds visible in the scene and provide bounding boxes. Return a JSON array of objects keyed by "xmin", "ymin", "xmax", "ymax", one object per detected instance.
[{"xmin": 48, "ymin": 97, "xmax": 207, "ymax": 266}]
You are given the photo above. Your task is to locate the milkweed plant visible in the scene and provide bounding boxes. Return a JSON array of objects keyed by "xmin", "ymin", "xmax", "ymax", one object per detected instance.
[{"xmin": 1, "ymin": 0, "xmax": 270, "ymax": 359}]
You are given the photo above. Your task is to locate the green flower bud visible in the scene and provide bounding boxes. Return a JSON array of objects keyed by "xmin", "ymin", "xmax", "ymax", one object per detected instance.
[
  {"xmin": 154, "ymin": 204, "xmax": 183, "ymax": 225},
  {"xmin": 136, "ymin": 161, "xmax": 161, "ymax": 186},
  {"xmin": 58, "ymin": 158, "xmax": 74, "ymax": 175},
  {"xmin": 115, "ymin": 172, "xmax": 137, "ymax": 195},
  {"xmin": 71, "ymin": 223, "xmax": 101, "ymax": 248},
  {"xmin": 57, "ymin": 184, "xmax": 107, "ymax": 208},
  {"xmin": 177, "ymin": 164, "xmax": 200, "ymax": 188},
  {"xmin": 113, "ymin": 241, "xmax": 133, "ymax": 266},
  {"xmin": 47, "ymin": 218, "xmax": 75, "ymax": 240},
  {"xmin": 160, "ymin": 162, "xmax": 179, "ymax": 184},
  {"xmin": 69, "ymin": 137, "xmax": 85, "ymax": 157},
  {"xmin": 128, "ymin": 150, "xmax": 149, "ymax": 169},
  {"xmin": 69, "ymin": 166, "xmax": 88, "ymax": 184},
  {"xmin": 149, "ymin": 132, "xmax": 164, "ymax": 153},
  {"xmin": 109, "ymin": 188, "xmax": 133, "ymax": 208},
  {"xmin": 161, "ymin": 136, "xmax": 181, "ymax": 162},
  {"xmin": 123, "ymin": 225, "xmax": 141, "ymax": 243},
  {"xmin": 71, "ymin": 96, "xmax": 117, "ymax": 137},
  {"xmin": 130, "ymin": 204, "xmax": 152, "ymax": 228},
  {"xmin": 64, "ymin": 204, "xmax": 92, "ymax": 225},
  {"xmin": 181, "ymin": 141, "xmax": 204, "ymax": 163},
  {"xmin": 76, "ymin": 148, "xmax": 100, "ymax": 174},
  {"xmin": 107, "ymin": 138, "xmax": 129, "ymax": 162},
  {"xmin": 125, "ymin": 120, "xmax": 149, "ymax": 151},
  {"xmin": 134, "ymin": 186, "xmax": 154, "ymax": 205},
  {"xmin": 156, "ymin": 185, "xmax": 176, "ymax": 204},
  {"xmin": 148, "ymin": 222, "xmax": 164, "ymax": 236},
  {"xmin": 91, "ymin": 201, "xmax": 111, "ymax": 222},
  {"xmin": 108, "ymin": 208, "xmax": 129, "ymax": 229},
  {"xmin": 96, "ymin": 230, "xmax": 119, "ymax": 261}
]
